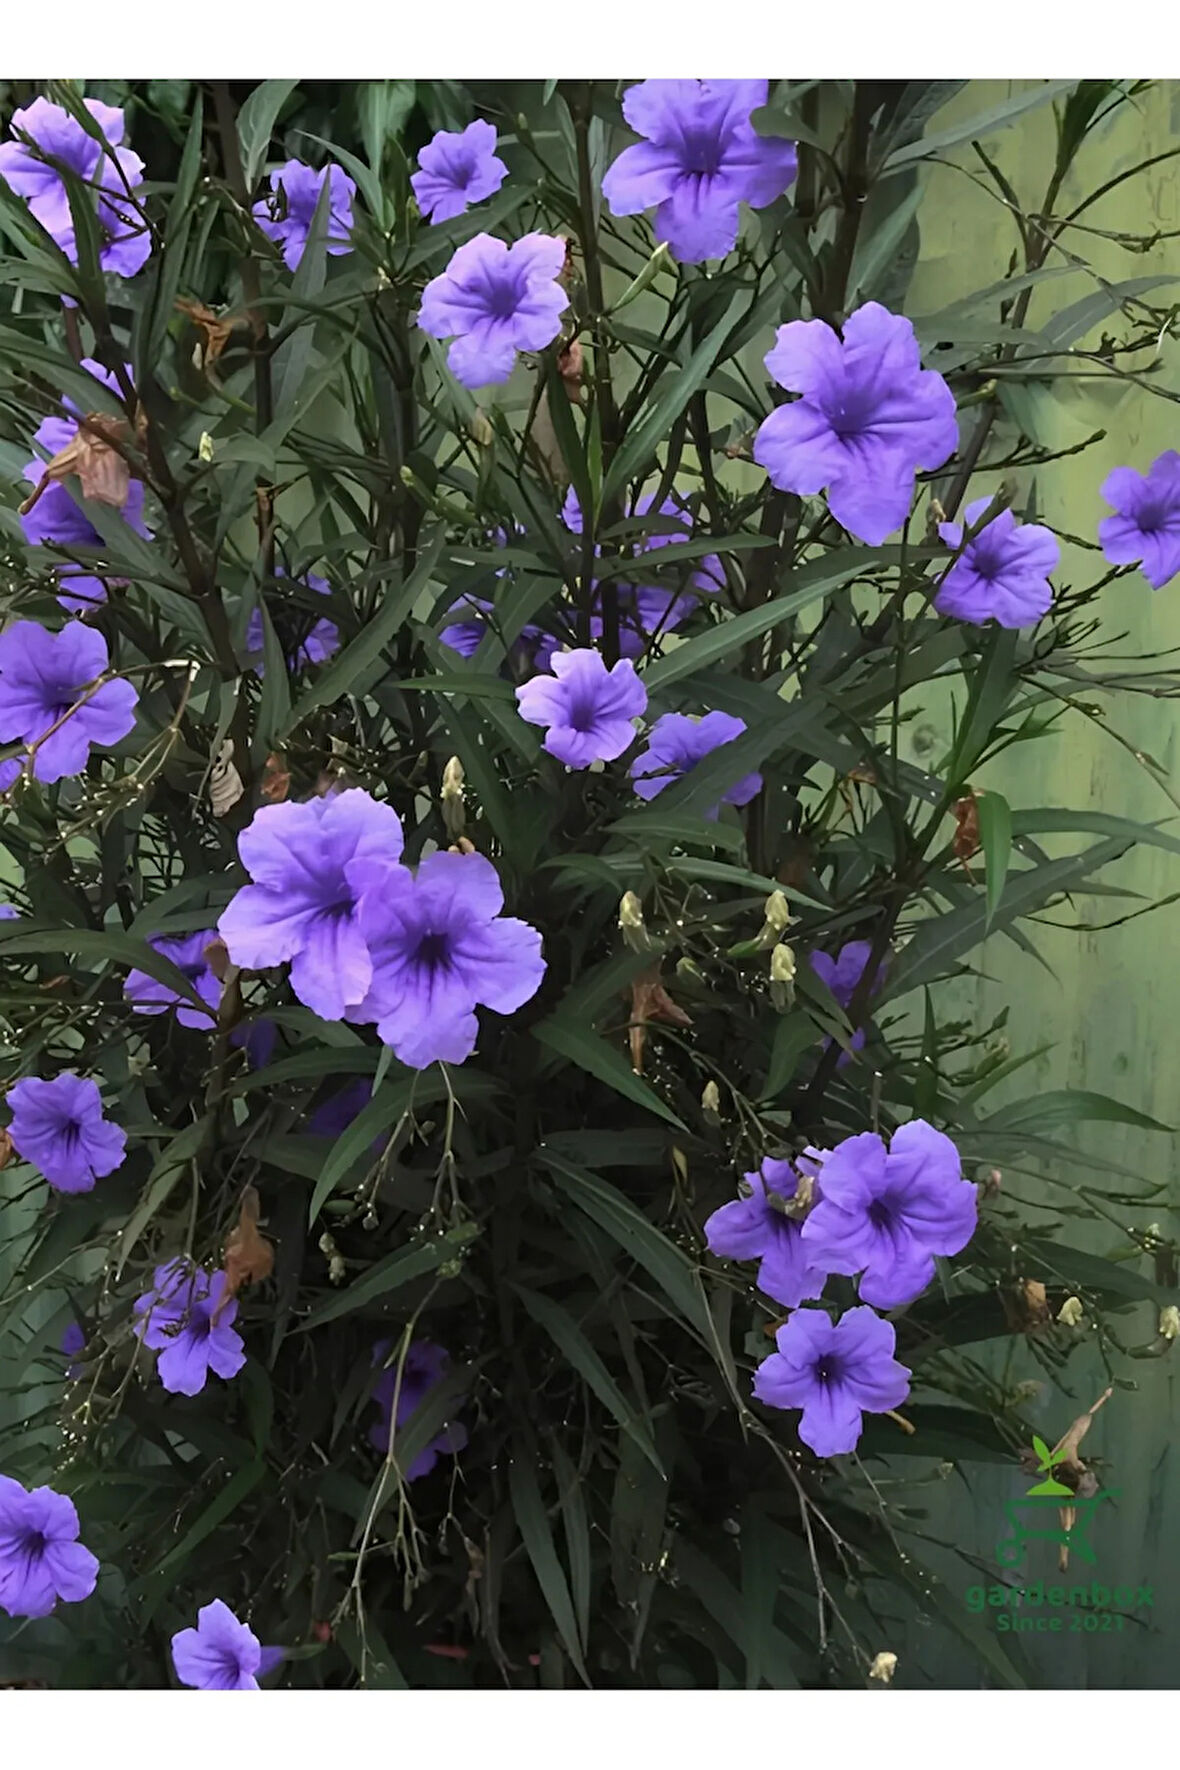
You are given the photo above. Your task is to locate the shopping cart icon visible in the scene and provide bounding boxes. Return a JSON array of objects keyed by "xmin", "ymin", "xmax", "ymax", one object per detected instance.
[{"xmin": 994, "ymin": 1490, "xmax": 1117, "ymax": 1568}]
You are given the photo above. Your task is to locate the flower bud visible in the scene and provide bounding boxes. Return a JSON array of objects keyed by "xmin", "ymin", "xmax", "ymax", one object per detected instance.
[
  {"xmin": 701, "ymin": 1080, "xmax": 721, "ymax": 1124},
  {"xmin": 1159, "ymin": 1304, "xmax": 1180, "ymax": 1342},
  {"xmin": 198, "ymin": 431, "xmax": 214, "ymax": 463},
  {"xmin": 1057, "ymin": 1295, "xmax": 1084, "ymax": 1328},
  {"xmin": 869, "ymin": 1651, "xmax": 898, "ymax": 1685},
  {"xmin": 764, "ymin": 890, "xmax": 792, "ymax": 932},
  {"xmin": 619, "ymin": 890, "xmax": 653, "ymax": 953},
  {"xmin": 469, "ymin": 408, "xmax": 494, "ymax": 449},
  {"xmin": 769, "ymin": 942, "xmax": 796, "ymax": 1010},
  {"xmin": 440, "ymin": 755, "xmax": 465, "ymax": 837}
]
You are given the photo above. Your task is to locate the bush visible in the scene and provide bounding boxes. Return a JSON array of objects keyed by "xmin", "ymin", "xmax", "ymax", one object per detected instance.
[{"xmin": 0, "ymin": 76, "xmax": 1176, "ymax": 1689}]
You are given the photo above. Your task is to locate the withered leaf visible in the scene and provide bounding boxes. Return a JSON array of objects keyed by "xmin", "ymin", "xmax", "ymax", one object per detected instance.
[
  {"xmin": 628, "ymin": 965, "xmax": 693, "ymax": 1074},
  {"xmin": 953, "ymin": 791, "xmax": 980, "ymax": 867},
  {"xmin": 19, "ymin": 412, "xmax": 137, "ymax": 515},
  {"xmin": 260, "ymin": 752, "xmax": 291, "ymax": 804},
  {"xmin": 176, "ymin": 297, "xmax": 244, "ymax": 375},
  {"xmin": 222, "ymin": 1186, "xmax": 274, "ymax": 1297},
  {"xmin": 209, "ymin": 740, "xmax": 245, "ymax": 817}
]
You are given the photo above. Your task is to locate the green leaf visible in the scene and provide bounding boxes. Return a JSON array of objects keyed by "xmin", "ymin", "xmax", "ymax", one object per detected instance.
[
  {"xmin": 306, "ymin": 1080, "xmax": 407, "ymax": 1225},
  {"xmin": 1011, "ymin": 807, "xmax": 1180, "ymax": 858},
  {"xmin": 882, "ymin": 80, "xmax": 1078, "ymax": 169},
  {"xmin": 552, "ymin": 1439, "xmax": 592, "ymax": 1658},
  {"xmin": 980, "ymin": 1089, "xmax": 1172, "ymax": 1136},
  {"xmin": 976, "ymin": 789, "xmax": 1012, "ymax": 930},
  {"xmin": 509, "ymin": 1451, "xmax": 591, "ymax": 1685},
  {"xmin": 513, "ymin": 1285, "xmax": 663, "ymax": 1473},
  {"xmin": 533, "ymin": 1017, "xmax": 687, "ymax": 1131},
  {"xmin": 117, "ymin": 1115, "xmax": 209, "ymax": 1272},
  {"xmin": 298, "ymin": 1240, "xmax": 450, "ymax": 1331},
  {"xmin": 135, "ymin": 1461, "xmax": 266, "ymax": 1616},
  {"xmin": 0, "ymin": 925, "xmax": 211, "ymax": 1017},
  {"xmin": 237, "ymin": 80, "xmax": 300, "ymax": 188}
]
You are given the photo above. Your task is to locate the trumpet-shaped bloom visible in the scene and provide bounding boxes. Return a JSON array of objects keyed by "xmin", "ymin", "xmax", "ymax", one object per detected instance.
[
  {"xmin": 7, "ymin": 1073, "xmax": 126, "ymax": 1194},
  {"xmin": 0, "ymin": 97, "xmax": 150, "ymax": 276},
  {"xmin": 752, "ymin": 1305, "xmax": 911, "ymax": 1456},
  {"xmin": 801, "ymin": 1121, "xmax": 977, "ymax": 1308},
  {"xmin": 0, "ymin": 1475, "xmax": 99, "ymax": 1619},
  {"xmin": 1098, "ymin": 450, "xmax": 1180, "ymax": 589},
  {"xmin": 630, "ymin": 711, "xmax": 761, "ymax": 816},
  {"xmin": 369, "ymin": 1339, "xmax": 468, "ymax": 1477},
  {"xmin": 704, "ymin": 1156, "xmax": 828, "ymax": 1309},
  {"xmin": 218, "ymin": 790, "xmax": 405, "ymax": 1022},
  {"xmin": 134, "ymin": 1260, "xmax": 246, "ymax": 1397},
  {"xmin": 171, "ymin": 1600, "xmax": 263, "ymax": 1691},
  {"xmin": 754, "ymin": 303, "xmax": 958, "ymax": 545},
  {"xmin": 411, "ymin": 120, "xmax": 508, "ymax": 223},
  {"xmin": 246, "ymin": 569, "xmax": 339, "ymax": 673},
  {"xmin": 0, "ymin": 621, "xmax": 138, "ymax": 784},
  {"xmin": 351, "ymin": 850, "xmax": 545, "ymax": 1069},
  {"xmin": 124, "ymin": 932, "xmax": 221, "ymax": 1030},
  {"xmin": 936, "ymin": 499, "xmax": 1058, "ymax": 627},
  {"xmin": 515, "ymin": 649, "xmax": 646, "ymax": 768},
  {"xmin": 418, "ymin": 232, "xmax": 568, "ymax": 388},
  {"xmin": 602, "ymin": 80, "xmax": 796, "ymax": 262},
  {"xmin": 253, "ymin": 160, "xmax": 355, "ymax": 271}
]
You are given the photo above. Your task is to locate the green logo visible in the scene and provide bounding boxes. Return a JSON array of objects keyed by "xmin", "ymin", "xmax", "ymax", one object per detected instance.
[
  {"xmin": 993, "ymin": 1435, "xmax": 1117, "ymax": 1569},
  {"xmin": 1024, "ymin": 1434, "xmax": 1074, "ymax": 1498}
]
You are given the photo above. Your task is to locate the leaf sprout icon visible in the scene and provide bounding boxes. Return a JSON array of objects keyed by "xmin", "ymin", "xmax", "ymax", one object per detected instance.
[{"xmin": 1025, "ymin": 1433, "xmax": 1075, "ymax": 1498}]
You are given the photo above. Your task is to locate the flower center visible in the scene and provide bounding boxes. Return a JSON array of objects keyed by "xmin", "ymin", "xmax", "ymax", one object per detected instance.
[
  {"xmin": 21, "ymin": 1529, "xmax": 47, "ymax": 1557},
  {"xmin": 486, "ymin": 270, "xmax": 524, "ymax": 319},
  {"xmin": 415, "ymin": 930, "xmax": 452, "ymax": 971},
  {"xmin": 867, "ymin": 1197, "xmax": 895, "ymax": 1230},
  {"xmin": 813, "ymin": 1355, "xmax": 844, "ymax": 1385},
  {"xmin": 1136, "ymin": 502, "xmax": 1165, "ymax": 534},
  {"xmin": 679, "ymin": 123, "xmax": 724, "ymax": 178}
]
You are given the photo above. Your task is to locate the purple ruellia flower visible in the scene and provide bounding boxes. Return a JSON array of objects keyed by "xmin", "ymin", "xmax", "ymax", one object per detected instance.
[
  {"xmin": 935, "ymin": 499, "xmax": 1058, "ymax": 628},
  {"xmin": 7, "ymin": 1073, "xmax": 126, "ymax": 1195},
  {"xmin": 418, "ymin": 232, "xmax": 569, "ymax": 389},
  {"xmin": 308, "ymin": 1077, "xmax": 372, "ymax": 1137},
  {"xmin": 134, "ymin": 1260, "xmax": 246, "ymax": 1397},
  {"xmin": 369, "ymin": 1339, "xmax": 468, "ymax": 1478},
  {"xmin": 800, "ymin": 1121, "xmax": 977, "ymax": 1309},
  {"xmin": 515, "ymin": 649, "xmax": 647, "ymax": 768},
  {"xmin": 630, "ymin": 711, "xmax": 762, "ymax": 816},
  {"xmin": 754, "ymin": 302, "xmax": 958, "ymax": 546},
  {"xmin": 0, "ymin": 1475, "xmax": 99, "ymax": 1619},
  {"xmin": 246, "ymin": 569, "xmax": 339, "ymax": 673},
  {"xmin": 602, "ymin": 80, "xmax": 796, "ymax": 263},
  {"xmin": 0, "ymin": 97, "xmax": 150, "ymax": 276},
  {"xmin": 1098, "ymin": 451, "xmax": 1180, "ymax": 589},
  {"xmin": 230, "ymin": 1018, "xmax": 277, "ymax": 1070},
  {"xmin": 411, "ymin": 120, "xmax": 508, "ymax": 224},
  {"xmin": 0, "ymin": 904, "xmax": 19, "ymax": 919},
  {"xmin": 61, "ymin": 1321, "xmax": 87, "ymax": 1361},
  {"xmin": 21, "ymin": 358, "xmax": 153, "ymax": 614},
  {"xmin": 350, "ymin": 850, "xmax": 545, "ymax": 1068},
  {"xmin": 171, "ymin": 1599, "xmax": 263, "ymax": 1691},
  {"xmin": 0, "ymin": 621, "xmax": 138, "ymax": 785},
  {"xmin": 439, "ymin": 594, "xmax": 554, "ymax": 669},
  {"xmin": 752, "ymin": 1306, "xmax": 911, "ymax": 1457},
  {"xmin": 253, "ymin": 160, "xmax": 355, "ymax": 272},
  {"xmin": 704, "ymin": 1156, "xmax": 828, "ymax": 1309},
  {"xmin": 218, "ymin": 789, "xmax": 405, "ymax": 1022},
  {"xmin": 124, "ymin": 931, "xmax": 221, "ymax": 1030},
  {"xmin": 809, "ymin": 938, "xmax": 885, "ymax": 1064},
  {"xmin": 561, "ymin": 486, "xmax": 720, "ymax": 655}
]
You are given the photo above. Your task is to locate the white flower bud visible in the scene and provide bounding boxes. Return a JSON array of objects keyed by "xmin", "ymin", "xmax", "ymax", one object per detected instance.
[
  {"xmin": 440, "ymin": 755, "xmax": 465, "ymax": 837},
  {"xmin": 764, "ymin": 890, "xmax": 793, "ymax": 932},
  {"xmin": 469, "ymin": 408, "xmax": 494, "ymax": 449},
  {"xmin": 770, "ymin": 942, "xmax": 796, "ymax": 1010},
  {"xmin": 869, "ymin": 1651, "xmax": 898, "ymax": 1684},
  {"xmin": 198, "ymin": 431, "xmax": 214, "ymax": 463},
  {"xmin": 1056, "ymin": 1296, "xmax": 1084, "ymax": 1328},
  {"xmin": 701, "ymin": 1080, "xmax": 721, "ymax": 1123},
  {"xmin": 1159, "ymin": 1304, "xmax": 1180, "ymax": 1342},
  {"xmin": 619, "ymin": 891, "xmax": 652, "ymax": 953}
]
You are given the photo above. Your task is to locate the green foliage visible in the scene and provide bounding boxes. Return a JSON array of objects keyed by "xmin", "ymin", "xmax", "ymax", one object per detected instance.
[{"xmin": 0, "ymin": 75, "xmax": 1177, "ymax": 1692}]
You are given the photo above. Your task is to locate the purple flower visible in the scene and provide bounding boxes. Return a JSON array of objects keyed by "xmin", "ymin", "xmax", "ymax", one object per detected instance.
[
  {"xmin": 630, "ymin": 711, "xmax": 762, "ymax": 816},
  {"xmin": 809, "ymin": 938, "xmax": 885, "ymax": 1063},
  {"xmin": 0, "ymin": 621, "xmax": 138, "ymax": 784},
  {"xmin": 439, "ymin": 594, "xmax": 554, "ymax": 669},
  {"xmin": 171, "ymin": 1599, "xmax": 262, "ymax": 1691},
  {"xmin": 308, "ymin": 1077, "xmax": 373, "ymax": 1138},
  {"xmin": 753, "ymin": 302, "xmax": 959, "ymax": 546},
  {"xmin": 418, "ymin": 232, "xmax": 569, "ymax": 389},
  {"xmin": 752, "ymin": 1306, "xmax": 911, "ymax": 1456},
  {"xmin": 515, "ymin": 649, "xmax": 647, "ymax": 768},
  {"xmin": 800, "ymin": 1121, "xmax": 977, "ymax": 1309},
  {"xmin": 704, "ymin": 1156, "xmax": 828, "ymax": 1309},
  {"xmin": 411, "ymin": 120, "xmax": 508, "ymax": 224},
  {"xmin": 0, "ymin": 904, "xmax": 19, "ymax": 919},
  {"xmin": 231, "ymin": 1018, "xmax": 277, "ymax": 1070},
  {"xmin": 246, "ymin": 569, "xmax": 339, "ymax": 673},
  {"xmin": 134, "ymin": 1260, "xmax": 246, "ymax": 1397},
  {"xmin": 124, "ymin": 931, "xmax": 221, "ymax": 1030},
  {"xmin": 1098, "ymin": 451, "xmax": 1180, "ymax": 589},
  {"xmin": 0, "ymin": 1475, "xmax": 99, "ymax": 1619},
  {"xmin": 253, "ymin": 160, "xmax": 355, "ymax": 272},
  {"xmin": 351, "ymin": 850, "xmax": 545, "ymax": 1069},
  {"xmin": 21, "ymin": 359, "xmax": 153, "ymax": 614},
  {"xmin": 0, "ymin": 97, "xmax": 150, "ymax": 276},
  {"xmin": 61, "ymin": 1321, "xmax": 87, "ymax": 1361},
  {"xmin": 602, "ymin": 80, "xmax": 796, "ymax": 263},
  {"xmin": 369, "ymin": 1339, "xmax": 468, "ymax": 1478},
  {"xmin": 218, "ymin": 789, "xmax": 405, "ymax": 1023},
  {"xmin": 560, "ymin": 487, "xmax": 720, "ymax": 654},
  {"xmin": 935, "ymin": 499, "xmax": 1058, "ymax": 628},
  {"xmin": 7, "ymin": 1073, "xmax": 126, "ymax": 1195}
]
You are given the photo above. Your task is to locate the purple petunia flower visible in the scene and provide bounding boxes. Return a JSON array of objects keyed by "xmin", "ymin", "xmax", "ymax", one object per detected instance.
[
  {"xmin": 0, "ymin": 1474, "xmax": 99, "ymax": 1619},
  {"xmin": 752, "ymin": 1305, "xmax": 911, "ymax": 1457},
  {"xmin": 0, "ymin": 97, "xmax": 150, "ymax": 277},
  {"xmin": 602, "ymin": 80, "xmax": 796, "ymax": 263},
  {"xmin": 704, "ymin": 1155, "xmax": 828, "ymax": 1309},
  {"xmin": 411, "ymin": 120, "xmax": 508, "ymax": 224},
  {"xmin": 0, "ymin": 620, "xmax": 138, "ymax": 785},
  {"xmin": 369, "ymin": 1339, "xmax": 468, "ymax": 1478},
  {"xmin": 1098, "ymin": 450, "xmax": 1180, "ymax": 589},
  {"xmin": 515, "ymin": 649, "xmax": 647, "ymax": 768},
  {"xmin": 754, "ymin": 302, "xmax": 959, "ymax": 546},
  {"xmin": 218, "ymin": 789, "xmax": 405, "ymax": 1023},
  {"xmin": 124, "ymin": 931, "xmax": 221, "ymax": 1030},
  {"xmin": 253, "ymin": 160, "xmax": 355, "ymax": 272},
  {"xmin": 800, "ymin": 1121, "xmax": 977, "ymax": 1309},
  {"xmin": 418, "ymin": 232, "xmax": 569, "ymax": 389},
  {"xmin": 809, "ymin": 938, "xmax": 886, "ymax": 1064},
  {"xmin": 935, "ymin": 499, "xmax": 1059, "ymax": 628},
  {"xmin": 171, "ymin": 1599, "xmax": 263, "ymax": 1691},
  {"xmin": 21, "ymin": 358, "xmax": 153, "ymax": 614},
  {"xmin": 7, "ymin": 1073, "xmax": 126, "ymax": 1195},
  {"xmin": 134, "ymin": 1260, "xmax": 246, "ymax": 1397},
  {"xmin": 246, "ymin": 569, "xmax": 339, "ymax": 674},
  {"xmin": 630, "ymin": 711, "xmax": 762, "ymax": 816},
  {"xmin": 350, "ymin": 850, "xmax": 545, "ymax": 1069}
]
